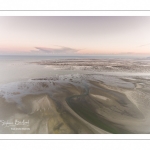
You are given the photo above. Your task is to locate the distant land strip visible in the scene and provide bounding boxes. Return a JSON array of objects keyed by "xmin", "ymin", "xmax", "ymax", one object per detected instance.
[
  {"xmin": 0, "ymin": 10, "xmax": 150, "ymax": 11},
  {"xmin": 0, "ymin": 139, "xmax": 150, "ymax": 140}
]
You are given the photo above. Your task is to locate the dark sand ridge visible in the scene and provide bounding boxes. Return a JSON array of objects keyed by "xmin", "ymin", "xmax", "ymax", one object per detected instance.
[
  {"xmin": 21, "ymin": 94, "xmax": 74, "ymax": 134},
  {"xmin": 52, "ymin": 84, "xmax": 109, "ymax": 133},
  {"xmin": 0, "ymin": 83, "xmax": 97, "ymax": 134},
  {"xmin": 91, "ymin": 79, "xmax": 150, "ymax": 133},
  {"xmin": 65, "ymin": 81, "xmax": 144, "ymax": 133},
  {"xmin": 0, "ymin": 94, "xmax": 93, "ymax": 134}
]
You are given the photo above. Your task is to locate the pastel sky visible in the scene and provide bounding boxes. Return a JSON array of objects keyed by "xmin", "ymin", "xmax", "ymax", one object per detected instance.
[{"xmin": 0, "ymin": 16, "xmax": 150, "ymax": 55}]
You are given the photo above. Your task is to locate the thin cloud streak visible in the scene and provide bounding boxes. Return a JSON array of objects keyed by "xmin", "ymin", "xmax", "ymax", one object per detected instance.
[
  {"xmin": 138, "ymin": 43, "xmax": 150, "ymax": 48},
  {"xmin": 34, "ymin": 46, "xmax": 79, "ymax": 53}
]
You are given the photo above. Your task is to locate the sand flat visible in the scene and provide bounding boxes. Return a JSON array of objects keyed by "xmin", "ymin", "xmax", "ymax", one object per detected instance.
[{"xmin": 1, "ymin": 57, "xmax": 150, "ymax": 133}]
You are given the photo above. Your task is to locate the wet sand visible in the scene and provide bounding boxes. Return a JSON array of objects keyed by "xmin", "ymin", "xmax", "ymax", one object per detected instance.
[{"xmin": 0, "ymin": 58, "xmax": 150, "ymax": 134}]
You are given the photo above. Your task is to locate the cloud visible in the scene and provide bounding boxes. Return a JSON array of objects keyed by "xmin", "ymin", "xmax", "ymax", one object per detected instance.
[
  {"xmin": 138, "ymin": 43, "xmax": 150, "ymax": 48},
  {"xmin": 34, "ymin": 46, "xmax": 79, "ymax": 54}
]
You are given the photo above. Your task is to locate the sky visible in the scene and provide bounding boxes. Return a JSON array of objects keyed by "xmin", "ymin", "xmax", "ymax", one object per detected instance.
[{"xmin": 0, "ymin": 16, "xmax": 150, "ymax": 55}]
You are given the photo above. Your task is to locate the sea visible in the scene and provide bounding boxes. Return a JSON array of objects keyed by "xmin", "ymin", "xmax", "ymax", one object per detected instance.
[{"xmin": 0, "ymin": 54, "xmax": 149, "ymax": 85}]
